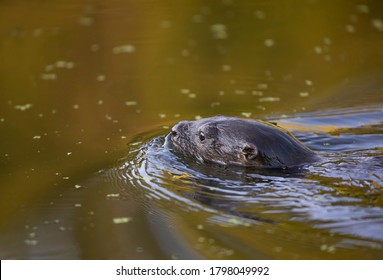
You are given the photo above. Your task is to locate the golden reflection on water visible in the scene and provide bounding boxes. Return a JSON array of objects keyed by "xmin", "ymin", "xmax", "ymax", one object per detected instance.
[{"xmin": 0, "ymin": 0, "xmax": 383, "ymax": 259}]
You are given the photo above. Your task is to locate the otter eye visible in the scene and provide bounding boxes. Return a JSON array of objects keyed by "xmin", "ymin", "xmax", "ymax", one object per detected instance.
[{"xmin": 198, "ymin": 131, "xmax": 206, "ymax": 141}]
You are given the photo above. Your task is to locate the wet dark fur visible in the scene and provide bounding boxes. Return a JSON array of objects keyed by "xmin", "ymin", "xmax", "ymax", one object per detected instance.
[{"xmin": 168, "ymin": 116, "xmax": 319, "ymax": 168}]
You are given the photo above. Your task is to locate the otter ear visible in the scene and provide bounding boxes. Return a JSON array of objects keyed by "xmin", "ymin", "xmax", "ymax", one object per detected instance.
[{"xmin": 242, "ymin": 143, "xmax": 258, "ymax": 161}]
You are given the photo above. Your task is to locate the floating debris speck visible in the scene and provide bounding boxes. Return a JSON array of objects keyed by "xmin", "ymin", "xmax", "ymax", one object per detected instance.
[
  {"xmin": 160, "ymin": 20, "xmax": 171, "ymax": 29},
  {"xmin": 24, "ymin": 239, "xmax": 38, "ymax": 246},
  {"xmin": 125, "ymin": 101, "xmax": 137, "ymax": 106},
  {"xmin": 314, "ymin": 46, "xmax": 323, "ymax": 54},
  {"xmin": 372, "ymin": 19, "xmax": 383, "ymax": 31},
  {"xmin": 305, "ymin": 80, "xmax": 313, "ymax": 86},
  {"xmin": 90, "ymin": 44, "xmax": 100, "ymax": 52},
  {"xmin": 32, "ymin": 28, "xmax": 43, "ymax": 37},
  {"xmin": 299, "ymin": 92, "xmax": 310, "ymax": 97},
  {"xmin": 254, "ymin": 10, "xmax": 266, "ymax": 20},
  {"xmin": 14, "ymin": 104, "xmax": 33, "ymax": 111},
  {"xmin": 192, "ymin": 14, "xmax": 204, "ymax": 23},
  {"xmin": 356, "ymin": 4, "xmax": 369, "ymax": 14},
  {"xmin": 226, "ymin": 218, "xmax": 250, "ymax": 227},
  {"xmin": 56, "ymin": 61, "xmax": 66, "ymax": 68},
  {"xmin": 181, "ymin": 49, "xmax": 190, "ymax": 57},
  {"xmin": 346, "ymin": 24, "xmax": 356, "ymax": 33},
  {"xmin": 79, "ymin": 16, "xmax": 94, "ymax": 26},
  {"xmin": 113, "ymin": 44, "xmax": 136, "ymax": 54},
  {"xmin": 210, "ymin": 24, "xmax": 228, "ymax": 39},
  {"xmin": 259, "ymin": 97, "xmax": 280, "ymax": 102},
  {"xmin": 257, "ymin": 83, "xmax": 268, "ymax": 90},
  {"xmin": 106, "ymin": 193, "xmax": 120, "ymax": 198},
  {"xmin": 54, "ymin": 60, "xmax": 75, "ymax": 69},
  {"xmin": 45, "ymin": 64, "xmax": 55, "ymax": 72},
  {"xmin": 198, "ymin": 237, "xmax": 205, "ymax": 243},
  {"xmin": 264, "ymin": 39, "xmax": 275, "ymax": 47},
  {"xmin": 320, "ymin": 244, "xmax": 336, "ymax": 253},
  {"xmin": 136, "ymin": 247, "xmax": 144, "ymax": 253},
  {"xmin": 323, "ymin": 37, "xmax": 332, "ymax": 45},
  {"xmin": 252, "ymin": 90, "xmax": 263, "ymax": 96},
  {"xmin": 41, "ymin": 73, "xmax": 57, "ymax": 80},
  {"xmin": 222, "ymin": 65, "xmax": 231, "ymax": 71},
  {"xmin": 180, "ymin": 89, "xmax": 190, "ymax": 94},
  {"xmin": 273, "ymin": 246, "xmax": 283, "ymax": 253},
  {"xmin": 33, "ymin": 135, "xmax": 41, "ymax": 140},
  {"xmin": 113, "ymin": 217, "xmax": 132, "ymax": 224},
  {"xmin": 97, "ymin": 75, "xmax": 106, "ymax": 81},
  {"xmin": 234, "ymin": 89, "xmax": 245, "ymax": 95},
  {"xmin": 67, "ymin": 62, "xmax": 75, "ymax": 69},
  {"xmin": 241, "ymin": 112, "xmax": 252, "ymax": 118}
]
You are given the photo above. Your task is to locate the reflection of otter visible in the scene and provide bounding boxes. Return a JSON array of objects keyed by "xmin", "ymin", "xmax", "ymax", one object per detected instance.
[{"xmin": 169, "ymin": 116, "xmax": 319, "ymax": 168}]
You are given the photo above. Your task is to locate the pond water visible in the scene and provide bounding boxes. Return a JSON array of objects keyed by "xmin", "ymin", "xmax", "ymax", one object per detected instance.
[{"xmin": 0, "ymin": 0, "xmax": 382, "ymax": 259}]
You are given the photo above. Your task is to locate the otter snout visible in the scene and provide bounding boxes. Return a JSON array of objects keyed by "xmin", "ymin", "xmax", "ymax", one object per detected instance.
[
  {"xmin": 169, "ymin": 121, "xmax": 194, "ymax": 152},
  {"xmin": 171, "ymin": 121, "xmax": 190, "ymax": 138}
]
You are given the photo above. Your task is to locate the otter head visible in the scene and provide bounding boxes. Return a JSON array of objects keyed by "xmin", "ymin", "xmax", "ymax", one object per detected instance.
[{"xmin": 169, "ymin": 116, "xmax": 318, "ymax": 168}]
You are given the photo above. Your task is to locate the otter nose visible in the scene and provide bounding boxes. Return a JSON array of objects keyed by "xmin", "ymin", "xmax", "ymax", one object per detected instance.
[
  {"xmin": 171, "ymin": 129, "xmax": 177, "ymax": 136},
  {"xmin": 170, "ymin": 124, "xmax": 180, "ymax": 138},
  {"xmin": 171, "ymin": 121, "xmax": 189, "ymax": 136}
]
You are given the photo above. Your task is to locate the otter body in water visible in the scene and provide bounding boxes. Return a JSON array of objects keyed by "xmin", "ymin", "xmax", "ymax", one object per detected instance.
[{"xmin": 169, "ymin": 116, "xmax": 319, "ymax": 168}]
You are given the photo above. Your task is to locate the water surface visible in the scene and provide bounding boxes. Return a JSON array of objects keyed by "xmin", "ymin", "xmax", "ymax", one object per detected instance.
[{"xmin": 0, "ymin": 0, "xmax": 382, "ymax": 259}]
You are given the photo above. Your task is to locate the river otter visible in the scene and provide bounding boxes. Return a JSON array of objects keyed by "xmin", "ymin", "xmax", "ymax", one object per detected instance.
[{"xmin": 168, "ymin": 116, "xmax": 319, "ymax": 168}]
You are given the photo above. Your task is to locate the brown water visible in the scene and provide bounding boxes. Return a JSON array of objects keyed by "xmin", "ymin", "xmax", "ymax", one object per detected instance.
[{"xmin": 0, "ymin": 0, "xmax": 382, "ymax": 259}]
